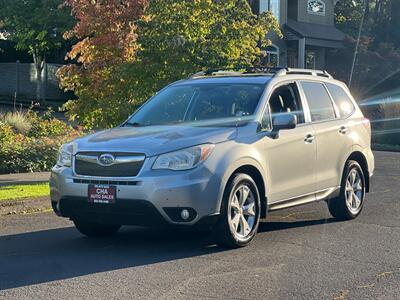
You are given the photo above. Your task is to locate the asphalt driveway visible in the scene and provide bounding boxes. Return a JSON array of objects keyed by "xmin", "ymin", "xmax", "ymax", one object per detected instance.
[{"xmin": 0, "ymin": 151, "xmax": 399, "ymax": 299}]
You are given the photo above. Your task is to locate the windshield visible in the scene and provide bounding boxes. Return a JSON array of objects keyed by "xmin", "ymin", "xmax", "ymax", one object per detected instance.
[{"xmin": 126, "ymin": 83, "xmax": 265, "ymax": 126}]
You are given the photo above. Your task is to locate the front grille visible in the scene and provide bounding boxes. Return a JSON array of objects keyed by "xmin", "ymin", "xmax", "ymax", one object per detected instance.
[
  {"xmin": 74, "ymin": 152, "xmax": 145, "ymax": 177},
  {"xmin": 73, "ymin": 179, "xmax": 140, "ymax": 186}
]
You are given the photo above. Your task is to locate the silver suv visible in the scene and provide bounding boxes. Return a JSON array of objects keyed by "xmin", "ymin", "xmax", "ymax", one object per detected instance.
[{"xmin": 50, "ymin": 68, "xmax": 374, "ymax": 248}]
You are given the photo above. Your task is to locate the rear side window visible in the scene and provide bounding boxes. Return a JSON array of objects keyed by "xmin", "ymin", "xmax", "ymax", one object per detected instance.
[
  {"xmin": 301, "ymin": 81, "xmax": 336, "ymax": 122},
  {"xmin": 326, "ymin": 83, "xmax": 355, "ymax": 118}
]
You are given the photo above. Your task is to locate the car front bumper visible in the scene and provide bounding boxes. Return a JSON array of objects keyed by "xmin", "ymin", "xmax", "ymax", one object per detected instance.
[{"xmin": 50, "ymin": 160, "xmax": 222, "ymax": 227}]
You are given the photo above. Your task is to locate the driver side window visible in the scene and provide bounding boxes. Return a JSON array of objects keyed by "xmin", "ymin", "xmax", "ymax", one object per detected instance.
[{"xmin": 268, "ymin": 83, "xmax": 305, "ymax": 124}]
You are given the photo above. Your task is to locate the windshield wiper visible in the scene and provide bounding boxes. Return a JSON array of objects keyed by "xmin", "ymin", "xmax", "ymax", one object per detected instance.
[{"xmin": 124, "ymin": 122, "xmax": 144, "ymax": 127}]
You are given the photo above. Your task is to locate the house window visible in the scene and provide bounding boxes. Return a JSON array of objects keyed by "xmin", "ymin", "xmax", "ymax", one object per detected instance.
[
  {"xmin": 307, "ymin": 0, "xmax": 325, "ymax": 16},
  {"xmin": 260, "ymin": 0, "xmax": 280, "ymax": 23},
  {"xmin": 306, "ymin": 51, "xmax": 316, "ymax": 69},
  {"xmin": 266, "ymin": 45, "xmax": 279, "ymax": 67}
]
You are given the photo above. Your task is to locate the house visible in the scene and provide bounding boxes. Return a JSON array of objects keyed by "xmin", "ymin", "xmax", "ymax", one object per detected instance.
[{"xmin": 250, "ymin": 0, "xmax": 345, "ymax": 69}]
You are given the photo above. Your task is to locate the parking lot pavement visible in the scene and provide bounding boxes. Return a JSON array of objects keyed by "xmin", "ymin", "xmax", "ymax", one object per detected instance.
[{"xmin": 0, "ymin": 151, "xmax": 399, "ymax": 299}]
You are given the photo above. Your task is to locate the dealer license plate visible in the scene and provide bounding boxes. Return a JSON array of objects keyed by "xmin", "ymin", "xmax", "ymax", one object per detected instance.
[{"xmin": 88, "ymin": 185, "xmax": 116, "ymax": 204}]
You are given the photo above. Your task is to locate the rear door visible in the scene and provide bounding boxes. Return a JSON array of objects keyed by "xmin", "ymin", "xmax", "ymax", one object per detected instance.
[{"xmin": 299, "ymin": 81, "xmax": 353, "ymax": 191}]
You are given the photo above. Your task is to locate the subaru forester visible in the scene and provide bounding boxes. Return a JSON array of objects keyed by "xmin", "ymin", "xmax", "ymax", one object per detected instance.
[{"xmin": 50, "ymin": 68, "xmax": 374, "ymax": 248}]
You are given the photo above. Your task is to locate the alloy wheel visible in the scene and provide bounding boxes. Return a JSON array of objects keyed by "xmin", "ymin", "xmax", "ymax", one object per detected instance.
[
  {"xmin": 345, "ymin": 168, "xmax": 364, "ymax": 214},
  {"xmin": 228, "ymin": 184, "xmax": 256, "ymax": 240}
]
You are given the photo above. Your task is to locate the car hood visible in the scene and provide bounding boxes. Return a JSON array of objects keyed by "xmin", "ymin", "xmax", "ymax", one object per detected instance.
[{"xmin": 73, "ymin": 125, "xmax": 237, "ymax": 156}]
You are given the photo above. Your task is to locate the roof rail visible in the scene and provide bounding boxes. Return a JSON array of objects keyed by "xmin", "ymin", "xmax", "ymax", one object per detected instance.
[
  {"xmin": 188, "ymin": 67, "xmax": 286, "ymax": 79},
  {"xmin": 188, "ymin": 67, "xmax": 333, "ymax": 79},
  {"xmin": 276, "ymin": 68, "xmax": 333, "ymax": 79}
]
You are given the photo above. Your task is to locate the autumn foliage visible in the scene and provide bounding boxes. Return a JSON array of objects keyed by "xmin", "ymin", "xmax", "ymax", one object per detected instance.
[
  {"xmin": 58, "ymin": 0, "xmax": 148, "ymax": 128},
  {"xmin": 58, "ymin": 0, "xmax": 280, "ymax": 129},
  {"xmin": 63, "ymin": 0, "xmax": 147, "ymax": 65}
]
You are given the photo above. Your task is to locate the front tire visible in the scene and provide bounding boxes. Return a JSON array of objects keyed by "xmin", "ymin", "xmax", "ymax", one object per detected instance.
[
  {"xmin": 328, "ymin": 160, "xmax": 366, "ymax": 220},
  {"xmin": 73, "ymin": 219, "xmax": 121, "ymax": 237},
  {"xmin": 215, "ymin": 173, "xmax": 261, "ymax": 248}
]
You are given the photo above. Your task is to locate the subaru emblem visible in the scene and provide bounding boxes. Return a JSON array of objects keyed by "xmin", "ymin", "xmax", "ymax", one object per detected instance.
[{"xmin": 98, "ymin": 154, "xmax": 115, "ymax": 166}]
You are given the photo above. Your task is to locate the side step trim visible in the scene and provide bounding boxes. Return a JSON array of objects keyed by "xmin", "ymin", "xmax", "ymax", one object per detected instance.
[{"xmin": 268, "ymin": 186, "xmax": 340, "ymax": 211}]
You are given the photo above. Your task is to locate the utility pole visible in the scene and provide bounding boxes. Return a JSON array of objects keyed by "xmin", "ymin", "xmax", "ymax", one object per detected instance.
[{"xmin": 349, "ymin": 0, "xmax": 368, "ymax": 88}]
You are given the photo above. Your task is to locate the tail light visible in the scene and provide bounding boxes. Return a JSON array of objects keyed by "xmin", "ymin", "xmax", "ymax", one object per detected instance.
[{"xmin": 362, "ymin": 118, "xmax": 371, "ymax": 136}]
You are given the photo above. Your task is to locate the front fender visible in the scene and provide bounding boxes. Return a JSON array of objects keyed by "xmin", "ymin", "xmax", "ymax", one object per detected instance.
[{"xmin": 208, "ymin": 140, "xmax": 269, "ymax": 214}]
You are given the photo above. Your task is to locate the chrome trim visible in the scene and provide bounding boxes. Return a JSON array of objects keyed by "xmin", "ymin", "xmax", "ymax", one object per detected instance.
[
  {"xmin": 72, "ymin": 154, "xmax": 147, "ymax": 179},
  {"xmin": 75, "ymin": 154, "xmax": 146, "ymax": 166},
  {"xmin": 73, "ymin": 178, "xmax": 141, "ymax": 186},
  {"xmin": 269, "ymin": 186, "xmax": 340, "ymax": 211}
]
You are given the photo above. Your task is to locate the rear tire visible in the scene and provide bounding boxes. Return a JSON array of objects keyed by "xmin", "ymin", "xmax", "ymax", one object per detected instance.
[
  {"xmin": 328, "ymin": 160, "xmax": 366, "ymax": 220},
  {"xmin": 215, "ymin": 173, "xmax": 261, "ymax": 248},
  {"xmin": 73, "ymin": 219, "xmax": 121, "ymax": 237}
]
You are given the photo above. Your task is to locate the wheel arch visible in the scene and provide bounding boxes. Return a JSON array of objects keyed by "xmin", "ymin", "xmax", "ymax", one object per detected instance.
[
  {"xmin": 223, "ymin": 163, "xmax": 268, "ymax": 218},
  {"xmin": 346, "ymin": 151, "xmax": 370, "ymax": 192}
]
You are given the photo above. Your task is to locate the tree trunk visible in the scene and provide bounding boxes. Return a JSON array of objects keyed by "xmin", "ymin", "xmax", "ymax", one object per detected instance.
[{"xmin": 32, "ymin": 51, "xmax": 45, "ymax": 104}]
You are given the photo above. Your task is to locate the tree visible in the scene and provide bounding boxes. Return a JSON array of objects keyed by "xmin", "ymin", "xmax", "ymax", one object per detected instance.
[
  {"xmin": 58, "ymin": 0, "xmax": 149, "ymax": 128},
  {"xmin": 327, "ymin": 36, "xmax": 400, "ymax": 97},
  {"xmin": 131, "ymin": 0, "xmax": 280, "ymax": 98},
  {"xmin": 0, "ymin": 0, "xmax": 73, "ymax": 103},
  {"xmin": 59, "ymin": 0, "xmax": 281, "ymax": 129},
  {"xmin": 329, "ymin": 0, "xmax": 400, "ymax": 97}
]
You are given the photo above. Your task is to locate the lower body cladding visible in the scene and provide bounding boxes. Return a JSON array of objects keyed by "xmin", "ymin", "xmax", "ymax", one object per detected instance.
[{"xmin": 50, "ymin": 166, "xmax": 222, "ymax": 228}]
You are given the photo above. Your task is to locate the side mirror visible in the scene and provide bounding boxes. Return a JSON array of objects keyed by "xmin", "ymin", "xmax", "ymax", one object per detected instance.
[{"xmin": 271, "ymin": 113, "xmax": 297, "ymax": 139}]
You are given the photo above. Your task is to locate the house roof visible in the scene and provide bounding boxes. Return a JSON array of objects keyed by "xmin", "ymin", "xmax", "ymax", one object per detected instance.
[{"xmin": 284, "ymin": 19, "xmax": 345, "ymax": 45}]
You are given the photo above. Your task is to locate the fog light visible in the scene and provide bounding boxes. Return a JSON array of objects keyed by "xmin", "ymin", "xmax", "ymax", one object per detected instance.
[
  {"xmin": 163, "ymin": 207, "xmax": 197, "ymax": 222},
  {"xmin": 181, "ymin": 209, "xmax": 190, "ymax": 220}
]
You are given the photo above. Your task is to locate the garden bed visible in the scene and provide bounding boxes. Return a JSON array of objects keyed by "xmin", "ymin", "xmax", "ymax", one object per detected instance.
[{"xmin": 0, "ymin": 109, "xmax": 83, "ymax": 174}]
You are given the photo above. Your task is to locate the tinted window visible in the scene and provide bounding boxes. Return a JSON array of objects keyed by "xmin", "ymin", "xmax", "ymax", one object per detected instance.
[
  {"xmin": 301, "ymin": 82, "xmax": 336, "ymax": 122},
  {"xmin": 189, "ymin": 84, "xmax": 263, "ymax": 121},
  {"xmin": 326, "ymin": 83, "xmax": 355, "ymax": 117},
  {"xmin": 126, "ymin": 83, "xmax": 264, "ymax": 126},
  {"xmin": 135, "ymin": 86, "xmax": 193, "ymax": 125},
  {"xmin": 268, "ymin": 83, "xmax": 305, "ymax": 125}
]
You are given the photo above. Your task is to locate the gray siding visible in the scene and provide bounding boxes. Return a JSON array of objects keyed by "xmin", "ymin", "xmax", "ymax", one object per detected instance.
[
  {"xmin": 296, "ymin": 0, "xmax": 334, "ymax": 25},
  {"xmin": 288, "ymin": 0, "xmax": 298, "ymax": 20},
  {"xmin": 258, "ymin": 0, "xmax": 335, "ymax": 25},
  {"xmin": 280, "ymin": 0, "xmax": 288, "ymax": 25}
]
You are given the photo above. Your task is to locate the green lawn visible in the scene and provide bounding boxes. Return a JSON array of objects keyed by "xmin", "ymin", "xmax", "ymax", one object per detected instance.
[{"xmin": 0, "ymin": 183, "xmax": 49, "ymax": 201}]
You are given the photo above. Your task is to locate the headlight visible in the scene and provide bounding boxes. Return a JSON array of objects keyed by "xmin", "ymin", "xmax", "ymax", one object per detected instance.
[
  {"xmin": 57, "ymin": 143, "xmax": 73, "ymax": 167},
  {"xmin": 152, "ymin": 144, "xmax": 215, "ymax": 171}
]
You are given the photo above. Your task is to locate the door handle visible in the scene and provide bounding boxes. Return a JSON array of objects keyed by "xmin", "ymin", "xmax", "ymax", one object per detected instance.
[
  {"xmin": 339, "ymin": 126, "xmax": 349, "ymax": 134},
  {"xmin": 304, "ymin": 134, "xmax": 315, "ymax": 144}
]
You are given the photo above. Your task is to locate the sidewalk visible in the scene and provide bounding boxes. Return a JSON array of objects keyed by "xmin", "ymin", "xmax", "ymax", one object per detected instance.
[{"xmin": 0, "ymin": 172, "xmax": 50, "ymax": 186}]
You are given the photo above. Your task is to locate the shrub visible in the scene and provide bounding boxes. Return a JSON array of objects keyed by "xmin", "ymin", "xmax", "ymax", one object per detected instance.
[
  {"xmin": 0, "ymin": 111, "xmax": 32, "ymax": 134},
  {"xmin": 28, "ymin": 111, "xmax": 71, "ymax": 138},
  {"xmin": 0, "ymin": 110, "xmax": 83, "ymax": 174}
]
